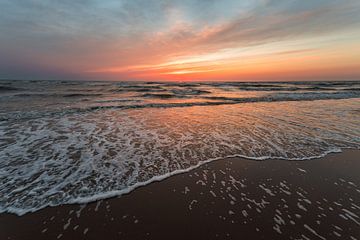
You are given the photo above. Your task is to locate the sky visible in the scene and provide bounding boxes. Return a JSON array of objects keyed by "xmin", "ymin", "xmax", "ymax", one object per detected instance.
[{"xmin": 0, "ymin": 0, "xmax": 360, "ymax": 81}]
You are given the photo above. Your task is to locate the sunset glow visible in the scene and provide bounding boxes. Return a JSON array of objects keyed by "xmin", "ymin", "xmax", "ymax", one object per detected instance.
[{"xmin": 1, "ymin": 0, "xmax": 360, "ymax": 81}]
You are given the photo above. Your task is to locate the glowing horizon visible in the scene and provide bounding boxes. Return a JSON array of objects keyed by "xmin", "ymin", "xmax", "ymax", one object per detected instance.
[{"xmin": 1, "ymin": 0, "xmax": 360, "ymax": 81}]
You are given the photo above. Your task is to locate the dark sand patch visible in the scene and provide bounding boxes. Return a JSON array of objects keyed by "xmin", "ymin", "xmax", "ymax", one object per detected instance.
[{"xmin": 0, "ymin": 150, "xmax": 359, "ymax": 240}]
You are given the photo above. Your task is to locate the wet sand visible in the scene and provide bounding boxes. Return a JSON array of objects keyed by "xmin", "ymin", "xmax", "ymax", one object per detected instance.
[{"xmin": 1, "ymin": 150, "xmax": 359, "ymax": 240}]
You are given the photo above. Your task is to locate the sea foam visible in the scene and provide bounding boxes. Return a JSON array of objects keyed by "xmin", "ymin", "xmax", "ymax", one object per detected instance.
[{"xmin": 0, "ymin": 81, "xmax": 359, "ymax": 215}]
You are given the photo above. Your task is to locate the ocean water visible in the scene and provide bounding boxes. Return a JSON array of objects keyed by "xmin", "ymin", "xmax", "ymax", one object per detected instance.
[{"xmin": 0, "ymin": 80, "xmax": 359, "ymax": 215}]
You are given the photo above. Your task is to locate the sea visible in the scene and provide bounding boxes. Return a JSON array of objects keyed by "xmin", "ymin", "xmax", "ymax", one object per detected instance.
[{"xmin": 0, "ymin": 80, "xmax": 359, "ymax": 215}]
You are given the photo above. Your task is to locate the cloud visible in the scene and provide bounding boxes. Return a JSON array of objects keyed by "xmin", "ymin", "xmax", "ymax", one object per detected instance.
[{"xmin": 0, "ymin": 0, "xmax": 359, "ymax": 80}]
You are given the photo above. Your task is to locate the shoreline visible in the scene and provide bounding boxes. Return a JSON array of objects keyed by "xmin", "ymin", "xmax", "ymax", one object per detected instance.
[
  {"xmin": 1, "ymin": 148, "xmax": 351, "ymax": 217},
  {"xmin": 1, "ymin": 150, "xmax": 360, "ymax": 239}
]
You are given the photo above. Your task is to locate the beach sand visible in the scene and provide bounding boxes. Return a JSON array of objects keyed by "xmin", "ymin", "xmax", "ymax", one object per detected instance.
[{"xmin": 1, "ymin": 150, "xmax": 359, "ymax": 240}]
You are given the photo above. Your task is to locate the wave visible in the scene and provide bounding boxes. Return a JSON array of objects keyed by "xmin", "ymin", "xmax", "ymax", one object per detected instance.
[
  {"xmin": 0, "ymin": 86, "xmax": 22, "ymax": 92},
  {"xmin": 62, "ymin": 93, "xmax": 103, "ymax": 98},
  {"xmin": 7, "ymin": 93, "xmax": 103, "ymax": 98},
  {"xmin": 140, "ymin": 88, "xmax": 210, "ymax": 98},
  {"xmin": 208, "ymin": 80, "xmax": 359, "ymax": 87},
  {"xmin": 171, "ymin": 88, "xmax": 211, "ymax": 95},
  {"xmin": 235, "ymin": 86, "xmax": 343, "ymax": 91},
  {"xmin": 111, "ymin": 85, "xmax": 166, "ymax": 93},
  {"xmin": 3, "ymin": 80, "xmax": 359, "ymax": 99},
  {"xmin": 205, "ymin": 81, "xmax": 360, "ymax": 91},
  {"xmin": 1, "ymin": 91, "xmax": 359, "ymax": 121},
  {"xmin": 95, "ymin": 99, "xmax": 142, "ymax": 103},
  {"xmin": 141, "ymin": 93, "xmax": 183, "ymax": 99}
]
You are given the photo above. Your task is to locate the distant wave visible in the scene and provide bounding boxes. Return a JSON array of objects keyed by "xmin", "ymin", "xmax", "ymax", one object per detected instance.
[
  {"xmin": 62, "ymin": 93, "xmax": 103, "ymax": 98},
  {"xmin": 0, "ymin": 86, "xmax": 22, "ymax": 91},
  {"xmin": 1, "ymin": 90, "xmax": 359, "ymax": 121},
  {"xmin": 6, "ymin": 93, "xmax": 103, "ymax": 98},
  {"xmin": 207, "ymin": 81, "xmax": 360, "ymax": 87},
  {"xmin": 111, "ymin": 85, "xmax": 166, "ymax": 93},
  {"xmin": 141, "ymin": 93, "xmax": 183, "ymax": 99},
  {"xmin": 170, "ymin": 88, "xmax": 211, "ymax": 95},
  {"xmin": 139, "ymin": 88, "xmax": 210, "ymax": 98},
  {"xmin": 95, "ymin": 99, "xmax": 142, "ymax": 103},
  {"xmin": 204, "ymin": 91, "xmax": 360, "ymax": 102}
]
